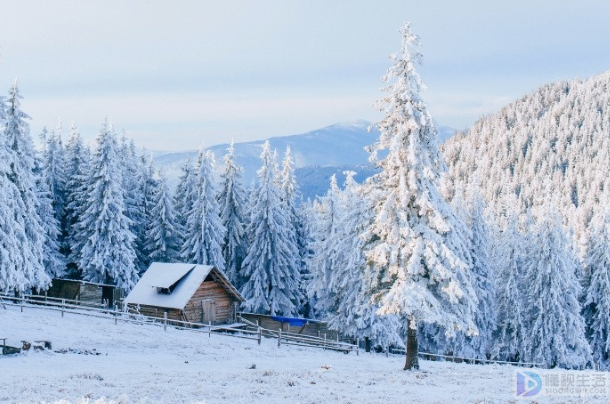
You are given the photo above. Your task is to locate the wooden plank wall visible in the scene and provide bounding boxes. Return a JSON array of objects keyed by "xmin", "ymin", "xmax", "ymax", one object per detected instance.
[
  {"xmin": 46, "ymin": 280, "xmax": 80, "ymax": 300},
  {"xmin": 79, "ymin": 284, "xmax": 102, "ymax": 305},
  {"xmin": 239, "ymin": 313, "xmax": 340, "ymax": 340},
  {"xmin": 127, "ymin": 304, "xmax": 183, "ymax": 321},
  {"xmin": 183, "ymin": 280, "xmax": 235, "ymax": 324}
]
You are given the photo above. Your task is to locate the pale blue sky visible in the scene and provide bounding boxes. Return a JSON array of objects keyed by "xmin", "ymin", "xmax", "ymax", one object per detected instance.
[{"xmin": 1, "ymin": 1, "xmax": 610, "ymax": 151}]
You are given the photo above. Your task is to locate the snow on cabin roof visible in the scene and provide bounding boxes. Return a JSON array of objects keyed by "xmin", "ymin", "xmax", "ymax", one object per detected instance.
[
  {"xmin": 144, "ymin": 263, "xmax": 195, "ymax": 289},
  {"xmin": 124, "ymin": 262, "xmax": 215, "ymax": 309}
]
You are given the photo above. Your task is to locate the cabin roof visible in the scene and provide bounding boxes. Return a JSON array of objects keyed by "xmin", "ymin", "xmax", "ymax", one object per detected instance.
[{"xmin": 124, "ymin": 262, "xmax": 243, "ymax": 309}]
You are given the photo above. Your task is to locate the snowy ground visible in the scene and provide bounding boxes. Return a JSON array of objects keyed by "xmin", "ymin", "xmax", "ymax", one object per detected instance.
[{"xmin": 1, "ymin": 304, "xmax": 607, "ymax": 404}]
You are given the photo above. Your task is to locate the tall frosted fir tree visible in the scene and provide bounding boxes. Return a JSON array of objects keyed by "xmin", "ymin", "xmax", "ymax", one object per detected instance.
[
  {"xmin": 307, "ymin": 175, "xmax": 341, "ymax": 316},
  {"xmin": 523, "ymin": 202, "xmax": 591, "ymax": 369},
  {"xmin": 34, "ymin": 155, "xmax": 65, "ymax": 279},
  {"xmin": 453, "ymin": 185, "xmax": 495, "ymax": 359},
  {"xmin": 363, "ymin": 23, "xmax": 477, "ymax": 370},
  {"xmin": 241, "ymin": 141, "xmax": 302, "ymax": 316},
  {"xmin": 72, "ymin": 120, "xmax": 138, "ymax": 291},
  {"xmin": 582, "ymin": 213, "xmax": 610, "ymax": 369},
  {"xmin": 280, "ymin": 147, "xmax": 307, "ymax": 304},
  {"xmin": 121, "ymin": 136, "xmax": 147, "ymax": 273},
  {"xmin": 174, "ymin": 162, "xmax": 196, "ymax": 248},
  {"xmin": 326, "ymin": 173, "xmax": 403, "ymax": 347},
  {"xmin": 3, "ymin": 83, "xmax": 50, "ymax": 291},
  {"xmin": 146, "ymin": 172, "xmax": 180, "ymax": 263},
  {"xmin": 64, "ymin": 123, "xmax": 91, "ymax": 277},
  {"xmin": 41, "ymin": 124, "xmax": 67, "ymax": 252},
  {"xmin": 181, "ymin": 147, "xmax": 225, "ymax": 270},
  {"xmin": 218, "ymin": 142, "xmax": 247, "ymax": 287},
  {"xmin": 493, "ymin": 212, "xmax": 528, "ymax": 362},
  {"xmin": 0, "ymin": 96, "xmax": 31, "ymax": 292}
]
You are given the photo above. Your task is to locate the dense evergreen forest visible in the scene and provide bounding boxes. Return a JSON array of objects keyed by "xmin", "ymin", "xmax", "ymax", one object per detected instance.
[{"xmin": 1, "ymin": 25, "xmax": 609, "ymax": 370}]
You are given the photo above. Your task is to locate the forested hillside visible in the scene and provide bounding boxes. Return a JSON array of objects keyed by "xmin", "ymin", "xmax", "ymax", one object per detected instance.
[{"xmin": 442, "ymin": 70, "xmax": 610, "ymax": 249}]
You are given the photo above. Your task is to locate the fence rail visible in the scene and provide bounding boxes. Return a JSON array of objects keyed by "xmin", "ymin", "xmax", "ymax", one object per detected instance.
[{"xmin": 0, "ymin": 293, "xmax": 357, "ymax": 354}]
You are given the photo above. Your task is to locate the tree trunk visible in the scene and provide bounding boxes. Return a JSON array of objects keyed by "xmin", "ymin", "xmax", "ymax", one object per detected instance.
[{"xmin": 404, "ymin": 317, "xmax": 419, "ymax": 370}]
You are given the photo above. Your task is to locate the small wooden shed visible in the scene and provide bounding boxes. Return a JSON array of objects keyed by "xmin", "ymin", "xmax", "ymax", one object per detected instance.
[
  {"xmin": 40, "ymin": 279, "xmax": 122, "ymax": 308},
  {"xmin": 124, "ymin": 262, "xmax": 243, "ymax": 325}
]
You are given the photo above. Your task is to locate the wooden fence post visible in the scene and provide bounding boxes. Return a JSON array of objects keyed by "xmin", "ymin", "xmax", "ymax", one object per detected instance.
[
  {"xmin": 20, "ymin": 298, "xmax": 23, "ymax": 313},
  {"xmin": 115, "ymin": 305, "xmax": 118, "ymax": 325},
  {"xmin": 257, "ymin": 327, "xmax": 262, "ymax": 345},
  {"xmin": 278, "ymin": 328, "xmax": 282, "ymax": 347},
  {"xmin": 208, "ymin": 321, "xmax": 212, "ymax": 338},
  {"xmin": 323, "ymin": 334, "xmax": 326, "ymax": 350},
  {"xmin": 164, "ymin": 312, "xmax": 167, "ymax": 331},
  {"xmin": 61, "ymin": 299, "xmax": 65, "ymax": 317},
  {"xmin": 356, "ymin": 338, "xmax": 360, "ymax": 356}
]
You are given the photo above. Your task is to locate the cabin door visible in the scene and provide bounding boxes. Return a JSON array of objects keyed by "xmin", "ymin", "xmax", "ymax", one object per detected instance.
[{"xmin": 201, "ymin": 299, "xmax": 216, "ymax": 324}]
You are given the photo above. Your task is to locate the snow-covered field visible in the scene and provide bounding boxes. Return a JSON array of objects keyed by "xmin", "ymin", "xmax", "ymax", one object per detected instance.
[{"xmin": 0, "ymin": 305, "xmax": 606, "ymax": 404}]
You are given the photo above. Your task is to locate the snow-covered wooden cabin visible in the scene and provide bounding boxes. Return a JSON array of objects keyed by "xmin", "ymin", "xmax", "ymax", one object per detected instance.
[{"xmin": 124, "ymin": 262, "xmax": 243, "ymax": 325}]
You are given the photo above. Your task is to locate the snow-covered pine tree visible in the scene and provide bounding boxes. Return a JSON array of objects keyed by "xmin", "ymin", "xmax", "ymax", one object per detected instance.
[
  {"xmin": 181, "ymin": 147, "xmax": 225, "ymax": 270},
  {"xmin": 174, "ymin": 162, "xmax": 196, "ymax": 248},
  {"xmin": 240, "ymin": 141, "xmax": 302, "ymax": 316},
  {"xmin": 218, "ymin": 142, "xmax": 247, "ymax": 287},
  {"xmin": 492, "ymin": 210, "xmax": 528, "ymax": 362},
  {"xmin": 138, "ymin": 153, "xmax": 160, "ymax": 271},
  {"xmin": 0, "ymin": 96, "xmax": 31, "ymax": 292},
  {"xmin": 34, "ymin": 151, "xmax": 65, "ymax": 279},
  {"xmin": 363, "ymin": 23, "xmax": 477, "ymax": 370},
  {"xmin": 72, "ymin": 119, "xmax": 138, "ymax": 291},
  {"xmin": 64, "ymin": 123, "xmax": 91, "ymax": 277},
  {"xmin": 582, "ymin": 212, "xmax": 610, "ymax": 369},
  {"xmin": 523, "ymin": 200, "xmax": 591, "ymax": 369},
  {"xmin": 120, "ymin": 136, "xmax": 147, "ymax": 273},
  {"xmin": 326, "ymin": 172, "xmax": 403, "ymax": 347},
  {"xmin": 453, "ymin": 185, "xmax": 495, "ymax": 359},
  {"xmin": 280, "ymin": 147, "xmax": 308, "ymax": 311},
  {"xmin": 307, "ymin": 175, "xmax": 341, "ymax": 317},
  {"xmin": 41, "ymin": 124, "xmax": 67, "ymax": 239},
  {"xmin": 146, "ymin": 171, "xmax": 180, "ymax": 263},
  {"xmin": 3, "ymin": 83, "xmax": 50, "ymax": 291}
]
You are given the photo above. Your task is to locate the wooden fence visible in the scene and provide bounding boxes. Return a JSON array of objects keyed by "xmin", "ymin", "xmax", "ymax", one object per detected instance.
[{"xmin": 0, "ymin": 293, "xmax": 358, "ymax": 355}]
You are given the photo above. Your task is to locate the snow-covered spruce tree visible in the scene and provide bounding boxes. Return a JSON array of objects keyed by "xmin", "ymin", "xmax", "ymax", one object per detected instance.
[
  {"xmin": 453, "ymin": 185, "xmax": 495, "ymax": 359},
  {"xmin": 218, "ymin": 142, "xmax": 247, "ymax": 287},
  {"xmin": 137, "ymin": 154, "xmax": 160, "ymax": 270},
  {"xmin": 0, "ymin": 97, "xmax": 31, "ymax": 292},
  {"xmin": 326, "ymin": 172, "xmax": 403, "ymax": 347},
  {"xmin": 72, "ymin": 120, "xmax": 138, "ymax": 291},
  {"xmin": 582, "ymin": 212, "xmax": 610, "ymax": 369},
  {"xmin": 3, "ymin": 83, "xmax": 50, "ymax": 291},
  {"xmin": 64, "ymin": 123, "xmax": 91, "ymax": 277},
  {"xmin": 174, "ymin": 162, "xmax": 196, "ymax": 248},
  {"xmin": 146, "ymin": 171, "xmax": 180, "ymax": 263},
  {"xmin": 298, "ymin": 198, "xmax": 317, "ymax": 317},
  {"xmin": 492, "ymin": 211, "xmax": 529, "ymax": 362},
  {"xmin": 523, "ymin": 201, "xmax": 591, "ymax": 369},
  {"xmin": 120, "ymin": 136, "xmax": 147, "ymax": 273},
  {"xmin": 34, "ymin": 154, "xmax": 65, "ymax": 279},
  {"xmin": 280, "ymin": 147, "xmax": 308, "ymax": 312},
  {"xmin": 307, "ymin": 175, "xmax": 341, "ymax": 317},
  {"xmin": 41, "ymin": 124, "xmax": 67, "ymax": 251},
  {"xmin": 240, "ymin": 141, "xmax": 302, "ymax": 316},
  {"xmin": 363, "ymin": 23, "xmax": 477, "ymax": 370},
  {"xmin": 181, "ymin": 147, "xmax": 225, "ymax": 270}
]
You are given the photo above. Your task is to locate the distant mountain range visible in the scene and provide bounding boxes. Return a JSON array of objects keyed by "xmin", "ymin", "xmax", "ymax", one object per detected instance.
[{"xmin": 154, "ymin": 120, "xmax": 456, "ymax": 200}]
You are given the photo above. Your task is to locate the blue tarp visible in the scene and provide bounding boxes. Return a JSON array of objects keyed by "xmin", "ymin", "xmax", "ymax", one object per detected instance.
[{"xmin": 270, "ymin": 316, "xmax": 309, "ymax": 327}]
